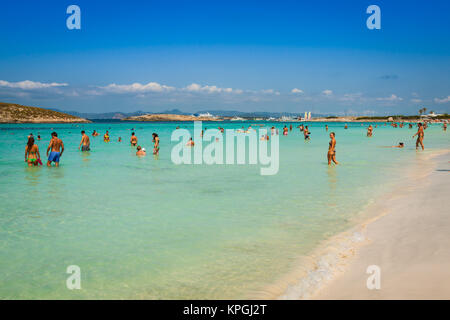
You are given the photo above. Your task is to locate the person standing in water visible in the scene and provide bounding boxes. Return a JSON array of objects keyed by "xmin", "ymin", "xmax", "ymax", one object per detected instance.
[
  {"xmin": 25, "ymin": 136, "xmax": 41, "ymax": 167},
  {"xmin": 367, "ymin": 125, "xmax": 373, "ymax": 137},
  {"xmin": 47, "ymin": 132, "xmax": 64, "ymax": 167},
  {"xmin": 325, "ymin": 125, "xmax": 328, "ymax": 131},
  {"xmin": 103, "ymin": 131, "xmax": 110, "ymax": 142},
  {"xmin": 304, "ymin": 126, "xmax": 310, "ymax": 140},
  {"xmin": 283, "ymin": 126, "xmax": 288, "ymax": 136},
  {"xmin": 79, "ymin": 130, "xmax": 90, "ymax": 151},
  {"xmin": 413, "ymin": 123, "xmax": 425, "ymax": 150},
  {"xmin": 444, "ymin": 123, "xmax": 447, "ymax": 131},
  {"xmin": 186, "ymin": 137, "xmax": 194, "ymax": 146},
  {"xmin": 152, "ymin": 133, "xmax": 160, "ymax": 155},
  {"xmin": 130, "ymin": 132, "xmax": 138, "ymax": 146},
  {"xmin": 327, "ymin": 132, "xmax": 339, "ymax": 166},
  {"xmin": 136, "ymin": 146, "xmax": 146, "ymax": 156}
]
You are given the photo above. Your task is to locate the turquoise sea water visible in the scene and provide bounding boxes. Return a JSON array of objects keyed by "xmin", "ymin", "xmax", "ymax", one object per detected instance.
[{"xmin": 0, "ymin": 121, "xmax": 448, "ymax": 299}]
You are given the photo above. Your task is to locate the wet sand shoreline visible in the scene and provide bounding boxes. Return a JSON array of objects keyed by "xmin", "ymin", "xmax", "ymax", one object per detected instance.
[{"xmin": 312, "ymin": 151, "xmax": 450, "ymax": 299}]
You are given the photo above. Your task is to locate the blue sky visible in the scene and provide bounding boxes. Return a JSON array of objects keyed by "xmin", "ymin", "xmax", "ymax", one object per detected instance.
[{"xmin": 0, "ymin": 0, "xmax": 449, "ymax": 115}]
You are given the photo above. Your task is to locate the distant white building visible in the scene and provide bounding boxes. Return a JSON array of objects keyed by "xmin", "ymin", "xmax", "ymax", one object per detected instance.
[{"xmin": 421, "ymin": 112, "xmax": 442, "ymax": 118}]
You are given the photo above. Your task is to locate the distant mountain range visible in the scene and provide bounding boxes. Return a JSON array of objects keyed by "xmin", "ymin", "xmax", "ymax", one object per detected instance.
[{"xmin": 52, "ymin": 108, "xmax": 321, "ymax": 119}]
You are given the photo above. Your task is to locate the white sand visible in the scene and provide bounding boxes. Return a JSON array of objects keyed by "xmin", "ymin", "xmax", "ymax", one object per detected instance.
[{"xmin": 313, "ymin": 152, "xmax": 450, "ymax": 299}]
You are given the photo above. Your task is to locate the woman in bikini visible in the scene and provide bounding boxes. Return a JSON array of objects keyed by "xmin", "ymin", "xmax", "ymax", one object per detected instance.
[
  {"xmin": 25, "ymin": 137, "xmax": 41, "ymax": 167},
  {"xmin": 104, "ymin": 131, "xmax": 110, "ymax": 142},
  {"xmin": 413, "ymin": 123, "xmax": 425, "ymax": 150},
  {"xmin": 152, "ymin": 133, "xmax": 160, "ymax": 155},
  {"xmin": 327, "ymin": 132, "xmax": 339, "ymax": 166},
  {"xmin": 130, "ymin": 132, "xmax": 138, "ymax": 146}
]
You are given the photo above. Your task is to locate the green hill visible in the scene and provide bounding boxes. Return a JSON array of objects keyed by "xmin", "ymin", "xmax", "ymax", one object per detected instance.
[{"xmin": 0, "ymin": 102, "xmax": 90, "ymax": 123}]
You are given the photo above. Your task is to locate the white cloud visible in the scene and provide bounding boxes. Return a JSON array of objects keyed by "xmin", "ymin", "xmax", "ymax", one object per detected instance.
[
  {"xmin": 376, "ymin": 94, "xmax": 403, "ymax": 102},
  {"xmin": 101, "ymin": 82, "xmax": 175, "ymax": 93},
  {"xmin": 411, "ymin": 98, "xmax": 422, "ymax": 103},
  {"xmin": 322, "ymin": 89, "xmax": 333, "ymax": 96},
  {"xmin": 434, "ymin": 96, "xmax": 450, "ymax": 104},
  {"xmin": 184, "ymin": 83, "xmax": 239, "ymax": 94},
  {"xmin": 339, "ymin": 93, "xmax": 363, "ymax": 102},
  {"xmin": 0, "ymin": 80, "xmax": 68, "ymax": 89},
  {"xmin": 261, "ymin": 89, "xmax": 280, "ymax": 95},
  {"xmin": 291, "ymin": 88, "xmax": 303, "ymax": 94}
]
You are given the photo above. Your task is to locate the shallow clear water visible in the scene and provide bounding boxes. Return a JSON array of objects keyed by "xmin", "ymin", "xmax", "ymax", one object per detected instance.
[{"xmin": 0, "ymin": 121, "xmax": 448, "ymax": 299}]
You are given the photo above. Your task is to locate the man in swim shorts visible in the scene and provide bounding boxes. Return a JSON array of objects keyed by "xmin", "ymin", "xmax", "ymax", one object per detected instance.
[
  {"xmin": 79, "ymin": 130, "xmax": 91, "ymax": 151},
  {"xmin": 47, "ymin": 132, "xmax": 64, "ymax": 167},
  {"xmin": 304, "ymin": 126, "xmax": 310, "ymax": 140}
]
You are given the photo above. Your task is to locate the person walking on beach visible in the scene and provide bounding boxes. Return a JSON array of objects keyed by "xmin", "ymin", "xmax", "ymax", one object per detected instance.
[
  {"xmin": 25, "ymin": 136, "xmax": 41, "ymax": 167},
  {"xmin": 79, "ymin": 130, "xmax": 90, "ymax": 151},
  {"xmin": 130, "ymin": 132, "xmax": 138, "ymax": 146},
  {"xmin": 152, "ymin": 133, "xmax": 160, "ymax": 155},
  {"xmin": 47, "ymin": 132, "xmax": 64, "ymax": 167},
  {"xmin": 327, "ymin": 132, "xmax": 339, "ymax": 166},
  {"xmin": 413, "ymin": 123, "xmax": 425, "ymax": 150}
]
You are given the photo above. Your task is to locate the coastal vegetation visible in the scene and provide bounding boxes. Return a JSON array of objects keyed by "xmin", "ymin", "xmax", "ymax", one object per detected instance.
[{"xmin": 0, "ymin": 102, "xmax": 90, "ymax": 123}]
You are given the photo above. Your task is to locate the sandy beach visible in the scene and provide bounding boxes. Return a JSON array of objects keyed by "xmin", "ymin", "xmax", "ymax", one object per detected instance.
[{"xmin": 312, "ymin": 151, "xmax": 450, "ymax": 300}]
